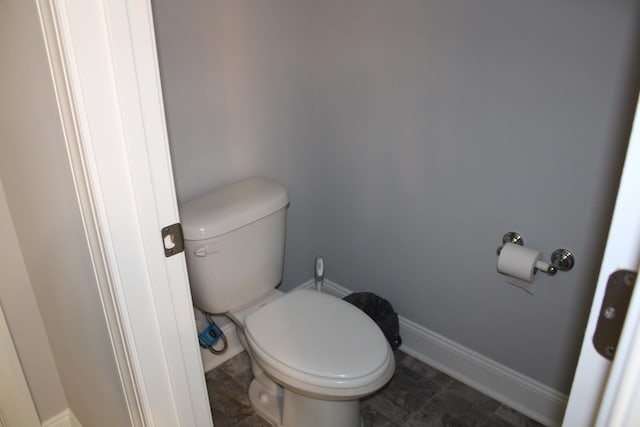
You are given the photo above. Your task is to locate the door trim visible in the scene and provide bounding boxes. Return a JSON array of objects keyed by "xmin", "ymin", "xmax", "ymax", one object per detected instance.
[
  {"xmin": 35, "ymin": 0, "xmax": 212, "ymax": 425},
  {"xmin": 563, "ymin": 94, "xmax": 640, "ymax": 425}
]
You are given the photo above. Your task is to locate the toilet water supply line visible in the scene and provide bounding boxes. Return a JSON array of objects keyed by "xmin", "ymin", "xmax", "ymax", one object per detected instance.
[
  {"xmin": 197, "ymin": 256, "xmax": 324, "ymax": 356},
  {"xmin": 199, "ymin": 256, "xmax": 324, "ymax": 355},
  {"xmin": 314, "ymin": 255, "xmax": 325, "ymax": 292},
  {"xmin": 198, "ymin": 312, "xmax": 228, "ymax": 355}
]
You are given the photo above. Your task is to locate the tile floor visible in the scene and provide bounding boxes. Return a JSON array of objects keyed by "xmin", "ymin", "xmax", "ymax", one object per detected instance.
[{"xmin": 205, "ymin": 350, "xmax": 545, "ymax": 427}]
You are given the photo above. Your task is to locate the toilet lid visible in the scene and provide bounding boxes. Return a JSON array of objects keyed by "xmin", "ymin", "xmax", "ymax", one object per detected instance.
[{"xmin": 244, "ymin": 289, "xmax": 391, "ymax": 384}]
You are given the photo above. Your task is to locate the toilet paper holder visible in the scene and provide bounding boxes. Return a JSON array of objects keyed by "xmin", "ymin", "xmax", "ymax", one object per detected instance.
[{"xmin": 497, "ymin": 232, "xmax": 575, "ymax": 276}]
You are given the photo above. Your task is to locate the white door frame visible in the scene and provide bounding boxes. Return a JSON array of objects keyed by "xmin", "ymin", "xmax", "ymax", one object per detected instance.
[
  {"xmin": 37, "ymin": 0, "xmax": 640, "ymax": 425},
  {"xmin": 597, "ymin": 265, "xmax": 640, "ymax": 427},
  {"xmin": 36, "ymin": 0, "xmax": 212, "ymax": 425},
  {"xmin": 563, "ymin": 95, "xmax": 640, "ymax": 426}
]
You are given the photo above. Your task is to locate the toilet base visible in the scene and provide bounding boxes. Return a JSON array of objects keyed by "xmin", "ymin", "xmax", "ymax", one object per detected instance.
[
  {"xmin": 231, "ymin": 300, "xmax": 369, "ymax": 427},
  {"xmin": 249, "ymin": 376, "xmax": 362, "ymax": 427},
  {"xmin": 282, "ymin": 389, "xmax": 361, "ymax": 427},
  {"xmin": 248, "ymin": 379, "xmax": 282, "ymax": 426}
]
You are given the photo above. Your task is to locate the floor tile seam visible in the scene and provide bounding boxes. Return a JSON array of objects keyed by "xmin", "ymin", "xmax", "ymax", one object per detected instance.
[
  {"xmin": 493, "ymin": 403, "xmax": 509, "ymax": 418},
  {"xmin": 365, "ymin": 371, "xmax": 453, "ymax": 425},
  {"xmin": 229, "ymin": 411, "xmax": 268, "ymax": 427},
  {"xmin": 224, "ymin": 369, "xmax": 252, "ymax": 391},
  {"xmin": 493, "ymin": 404, "xmax": 534, "ymax": 427},
  {"xmin": 404, "ymin": 394, "xmax": 514, "ymax": 427},
  {"xmin": 361, "ymin": 402, "xmax": 398, "ymax": 427},
  {"xmin": 411, "ymin": 376, "xmax": 454, "ymax": 418},
  {"xmin": 219, "ymin": 359, "xmax": 253, "ymax": 391},
  {"xmin": 406, "ymin": 376, "xmax": 455, "ymax": 421},
  {"xmin": 397, "ymin": 359, "xmax": 456, "ymax": 397},
  {"xmin": 427, "ymin": 375, "xmax": 455, "ymax": 402},
  {"xmin": 219, "ymin": 355, "xmax": 249, "ymax": 376},
  {"xmin": 207, "ymin": 368, "xmax": 256, "ymax": 426},
  {"xmin": 206, "ymin": 367, "xmax": 236, "ymax": 385},
  {"xmin": 232, "ymin": 412, "xmax": 258, "ymax": 427},
  {"xmin": 363, "ymin": 399, "xmax": 408, "ymax": 426}
]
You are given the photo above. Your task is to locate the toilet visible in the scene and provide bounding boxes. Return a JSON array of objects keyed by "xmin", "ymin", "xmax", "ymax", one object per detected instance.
[{"xmin": 180, "ymin": 177, "xmax": 395, "ymax": 427}]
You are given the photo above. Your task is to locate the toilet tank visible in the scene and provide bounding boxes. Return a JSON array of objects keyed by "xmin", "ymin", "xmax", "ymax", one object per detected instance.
[{"xmin": 180, "ymin": 177, "xmax": 289, "ymax": 314}]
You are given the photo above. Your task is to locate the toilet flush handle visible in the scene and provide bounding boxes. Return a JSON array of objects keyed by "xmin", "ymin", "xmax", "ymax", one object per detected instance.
[{"xmin": 194, "ymin": 243, "xmax": 220, "ymax": 257}]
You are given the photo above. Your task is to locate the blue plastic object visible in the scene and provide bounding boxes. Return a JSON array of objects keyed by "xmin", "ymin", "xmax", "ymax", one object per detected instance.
[{"xmin": 198, "ymin": 320, "xmax": 223, "ymax": 348}]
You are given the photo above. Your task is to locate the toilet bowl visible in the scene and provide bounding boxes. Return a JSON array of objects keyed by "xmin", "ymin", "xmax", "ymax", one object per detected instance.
[
  {"xmin": 180, "ymin": 177, "xmax": 395, "ymax": 426},
  {"xmin": 227, "ymin": 289, "xmax": 394, "ymax": 427}
]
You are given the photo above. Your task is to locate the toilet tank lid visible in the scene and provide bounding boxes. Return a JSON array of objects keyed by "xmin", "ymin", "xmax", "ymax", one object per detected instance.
[{"xmin": 180, "ymin": 177, "xmax": 289, "ymax": 240}]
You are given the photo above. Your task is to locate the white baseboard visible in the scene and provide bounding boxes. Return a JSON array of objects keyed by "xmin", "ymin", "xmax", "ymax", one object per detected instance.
[
  {"xmin": 200, "ymin": 321, "xmax": 244, "ymax": 373},
  {"xmin": 42, "ymin": 409, "xmax": 82, "ymax": 427},
  {"xmin": 295, "ymin": 279, "xmax": 567, "ymax": 427}
]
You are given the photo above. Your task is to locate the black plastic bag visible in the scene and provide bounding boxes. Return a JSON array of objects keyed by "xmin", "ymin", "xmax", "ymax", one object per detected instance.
[{"xmin": 343, "ymin": 292, "xmax": 401, "ymax": 350}]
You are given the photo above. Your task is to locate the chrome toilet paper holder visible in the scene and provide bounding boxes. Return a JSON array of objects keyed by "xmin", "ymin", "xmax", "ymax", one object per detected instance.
[{"xmin": 497, "ymin": 232, "xmax": 575, "ymax": 276}]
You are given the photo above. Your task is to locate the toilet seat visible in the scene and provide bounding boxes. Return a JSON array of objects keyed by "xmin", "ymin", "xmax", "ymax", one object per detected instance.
[{"xmin": 244, "ymin": 289, "xmax": 395, "ymax": 399}]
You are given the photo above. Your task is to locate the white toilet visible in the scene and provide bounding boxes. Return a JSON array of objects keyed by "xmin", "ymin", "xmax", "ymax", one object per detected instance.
[{"xmin": 180, "ymin": 177, "xmax": 395, "ymax": 427}]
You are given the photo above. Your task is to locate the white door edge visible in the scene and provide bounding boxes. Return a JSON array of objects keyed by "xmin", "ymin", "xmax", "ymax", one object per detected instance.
[
  {"xmin": 36, "ymin": 0, "xmax": 212, "ymax": 425},
  {"xmin": 35, "ymin": 0, "xmax": 145, "ymax": 424},
  {"xmin": 563, "ymin": 94, "xmax": 640, "ymax": 426},
  {"xmin": 597, "ymin": 267, "xmax": 640, "ymax": 426},
  {"xmin": 591, "ymin": 94, "xmax": 640, "ymax": 426}
]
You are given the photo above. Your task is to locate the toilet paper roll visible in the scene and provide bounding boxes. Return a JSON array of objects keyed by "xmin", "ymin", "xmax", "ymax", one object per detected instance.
[{"xmin": 497, "ymin": 243, "xmax": 543, "ymax": 282}]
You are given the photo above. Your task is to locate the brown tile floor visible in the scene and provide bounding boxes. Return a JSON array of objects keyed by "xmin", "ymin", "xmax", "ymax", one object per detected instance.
[{"xmin": 205, "ymin": 350, "xmax": 546, "ymax": 427}]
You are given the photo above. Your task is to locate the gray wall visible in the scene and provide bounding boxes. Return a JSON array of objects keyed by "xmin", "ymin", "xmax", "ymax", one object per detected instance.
[
  {"xmin": 152, "ymin": 0, "xmax": 640, "ymax": 393},
  {"xmin": 0, "ymin": 0, "xmax": 131, "ymax": 424},
  {"xmin": 153, "ymin": 0, "xmax": 320, "ymax": 286},
  {"xmin": 0, "ymin": 179, "xmax": 67, "ymax": 421}
]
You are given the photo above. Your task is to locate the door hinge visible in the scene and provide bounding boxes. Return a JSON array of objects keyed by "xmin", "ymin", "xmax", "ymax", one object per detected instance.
[
  {"xmin": 593, "ymin": 269, "xmax": 637, "ymax": 360},
  {"xmin": 161, "ymin": 223, "xmax": 184, "ymax": 257}
]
